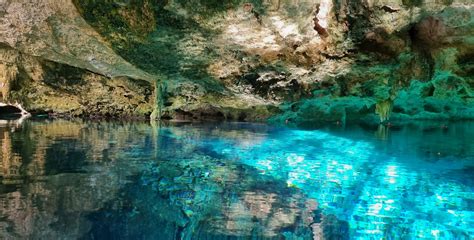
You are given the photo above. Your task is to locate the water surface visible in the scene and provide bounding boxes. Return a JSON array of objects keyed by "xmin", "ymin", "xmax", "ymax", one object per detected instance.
[{"xmin": 0, "ymin": 119, "xmax": 473, "ymax": 239}]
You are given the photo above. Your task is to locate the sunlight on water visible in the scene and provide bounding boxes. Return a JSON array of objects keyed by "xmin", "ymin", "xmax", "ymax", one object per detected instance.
[
  {"xmin": 195, "ymin": 127, "xmax": 473, "ymax": 239},
  {"xmin": 0, "ymin": 119, "xmax": 472, "ymax": 239}
]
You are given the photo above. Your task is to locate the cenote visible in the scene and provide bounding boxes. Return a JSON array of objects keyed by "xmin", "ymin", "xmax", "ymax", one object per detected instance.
[
  {"xmin": 1, "ymin": 2, "xmax": 474, "ymax": 239},
  {"xmin": 0, "ymin": 119, "xmax": 472, "ymax": 239}
]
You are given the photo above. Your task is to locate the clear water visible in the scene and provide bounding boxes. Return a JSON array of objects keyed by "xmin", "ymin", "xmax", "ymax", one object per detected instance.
[{"xmin": 0, "ymin": 119, "xmax": 473, "ymax": 239}]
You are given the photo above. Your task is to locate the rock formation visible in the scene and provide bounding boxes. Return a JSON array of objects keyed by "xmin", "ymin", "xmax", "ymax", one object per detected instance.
[
  {"xmin": 0, "ymin": 0, "xmax": 472, "ymax": 123},
  {"xmin": 0, "ymin": 0, "xmax": 155, "ymax": 117}
]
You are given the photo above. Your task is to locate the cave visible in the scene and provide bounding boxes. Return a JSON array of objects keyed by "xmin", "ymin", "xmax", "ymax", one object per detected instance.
[
  {"xmin": 0, "ymin": 105, "xmax": 23, "ymax": 116},
  {"xmin": 0, "ymin": 1, "xmax": 473, "ymax": 239}
]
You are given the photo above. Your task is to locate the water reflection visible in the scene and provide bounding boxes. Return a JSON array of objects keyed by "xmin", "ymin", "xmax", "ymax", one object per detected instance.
[{"xmin": 0, "ymin": 119, "xmax": 472, "ymax": 239}]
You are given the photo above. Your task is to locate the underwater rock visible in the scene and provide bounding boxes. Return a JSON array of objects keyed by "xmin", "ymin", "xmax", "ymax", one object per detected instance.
[{"xmin": 311, "ymin": 214, "xmax": 350, "ymax": 240}]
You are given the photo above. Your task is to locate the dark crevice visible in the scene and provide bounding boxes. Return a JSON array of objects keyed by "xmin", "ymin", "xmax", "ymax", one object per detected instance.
[
  {"xmin": 321, "ymin": 52, "xmax": 347, "ymax": 60},
  {"xmin": 408, "ymin": 24, "xmax": 436, "ymax": 81},
  {"xmin": 0, "ymin": 105, "xmax": 22, "ymax": 115}
]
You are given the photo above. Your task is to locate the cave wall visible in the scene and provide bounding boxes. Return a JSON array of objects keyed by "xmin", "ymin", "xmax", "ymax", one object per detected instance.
[
  {"xmin": 0, "ymin": 0, "xmax": 155, "ymax": 117},
  {"xmin": 149, "ymin": 0, "xmax": 474, "ymax": 123},
  {"xmin": 0, "ymin": 0, "xmax": 472, "ymax": 122}
]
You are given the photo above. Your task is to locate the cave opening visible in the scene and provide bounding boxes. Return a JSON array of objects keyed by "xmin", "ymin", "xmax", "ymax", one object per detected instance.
[{"xmin": 0, "ymin": 105, "xmax": 23, "ymax": 116}]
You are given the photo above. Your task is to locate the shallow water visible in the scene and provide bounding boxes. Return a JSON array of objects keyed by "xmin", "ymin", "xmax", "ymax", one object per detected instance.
[{"xmin": 0, "ymin": 119, "xmax": 473, "ymax": 239}]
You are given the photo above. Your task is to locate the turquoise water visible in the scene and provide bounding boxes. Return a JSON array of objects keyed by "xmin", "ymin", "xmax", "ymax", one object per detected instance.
[{"xmin": 0, "ymin": 119, "xmax": 473, "ymax": 239}]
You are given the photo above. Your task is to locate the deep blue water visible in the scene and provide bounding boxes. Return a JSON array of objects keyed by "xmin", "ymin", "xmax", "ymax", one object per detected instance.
[{"xmin": 0, "ymin": 119, "xmax": 473, "ymax": 239}]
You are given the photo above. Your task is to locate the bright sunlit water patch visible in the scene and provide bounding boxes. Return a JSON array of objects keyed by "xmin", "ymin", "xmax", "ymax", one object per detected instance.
[{"xmin": 0, "ymin": 119, "xmax": 472, "ymax": 239}]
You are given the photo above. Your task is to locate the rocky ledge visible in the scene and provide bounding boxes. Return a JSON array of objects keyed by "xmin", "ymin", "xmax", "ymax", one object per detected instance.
[{"xmin": 0, "ymin": 0, "xmax": 472, "ymax": 124}]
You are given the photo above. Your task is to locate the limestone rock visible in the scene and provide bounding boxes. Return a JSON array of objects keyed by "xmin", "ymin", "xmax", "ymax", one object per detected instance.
[{"xmin": 0, "ymin": 0, "xmax": 472, "ymax": 121}]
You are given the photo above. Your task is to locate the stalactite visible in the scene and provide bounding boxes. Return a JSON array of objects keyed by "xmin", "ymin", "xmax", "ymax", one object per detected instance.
[
  {"xmin": 150, "ymin": 80, "xmax": 166, "ymax": 120},
  {"xmin": 375, "ymin": 99, "xmax": 393, "ymax": 123}
]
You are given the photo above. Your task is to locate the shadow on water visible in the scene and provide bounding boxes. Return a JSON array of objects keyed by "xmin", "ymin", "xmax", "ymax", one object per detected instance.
[{"xmin": 0, "ymin": 119, "xmax": 472, "ymax": 239}]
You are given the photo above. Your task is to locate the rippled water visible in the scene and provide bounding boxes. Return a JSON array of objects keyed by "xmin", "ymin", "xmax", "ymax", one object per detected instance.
[{"xmin": 0, "ymin": 119, "xmax": 473, "ymax": 239}]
